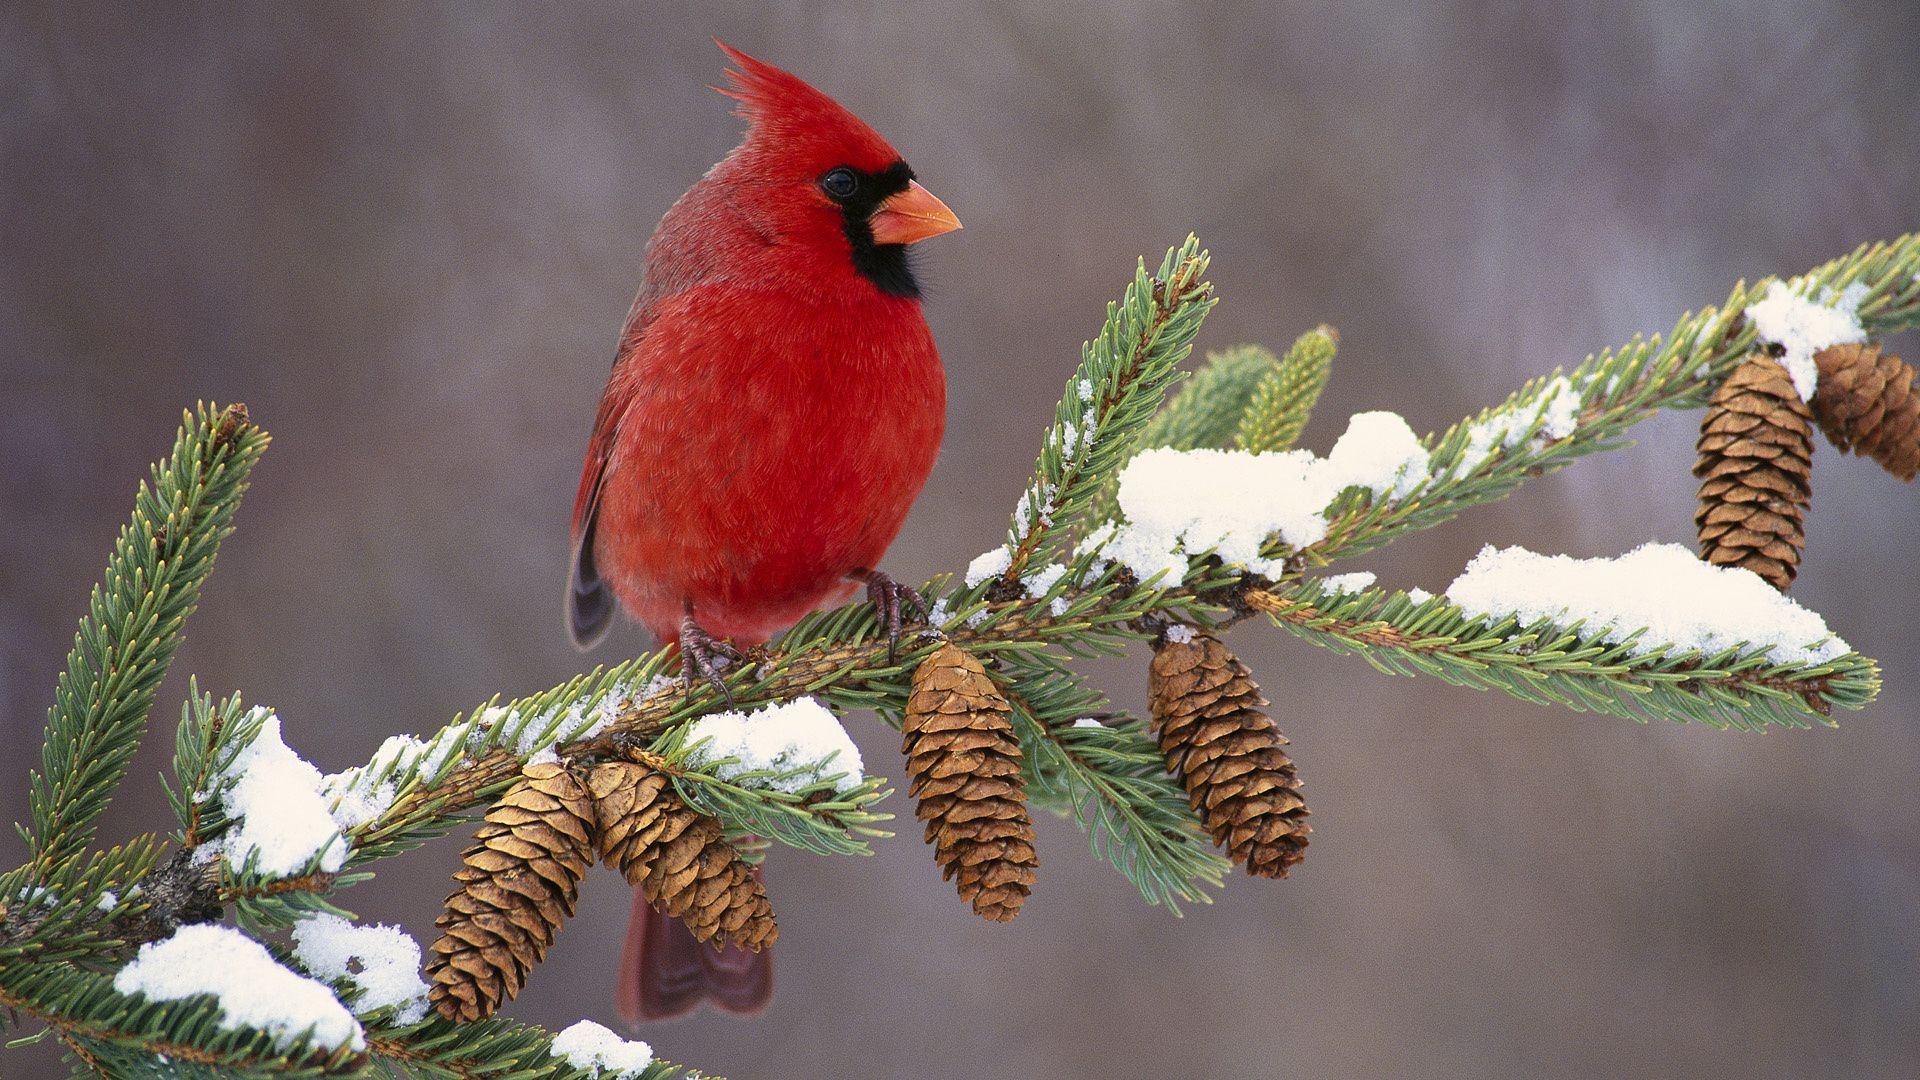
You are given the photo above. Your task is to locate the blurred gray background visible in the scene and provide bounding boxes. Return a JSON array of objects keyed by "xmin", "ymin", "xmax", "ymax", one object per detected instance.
[{"xmin": 4, "ymin": 2, "xmax": 1918, "ymax": 1078}]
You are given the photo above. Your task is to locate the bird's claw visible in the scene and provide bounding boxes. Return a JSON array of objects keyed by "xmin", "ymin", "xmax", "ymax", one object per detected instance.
[
  {"xmin": 678, "ymin": 608, "xmax": 746, "ymax": 703},
  {"xmin": 855, "ymin": 568, "xmax": 928, "ymax": 662}
]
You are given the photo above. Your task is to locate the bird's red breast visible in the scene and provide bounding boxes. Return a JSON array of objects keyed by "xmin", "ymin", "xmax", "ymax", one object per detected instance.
[{"xmin": 567, "ymin": 42, "xmax": 957, "ymax": 648}]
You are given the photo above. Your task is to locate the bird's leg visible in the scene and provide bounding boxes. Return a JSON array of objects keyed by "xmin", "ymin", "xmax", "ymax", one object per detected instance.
[
  {"xmin": 849, "ymin": 567, "xmax": 928, "ymax": 662},
  {"xmin": 678, "ymin": 600, "xmax": 746, "ymax": 702}
]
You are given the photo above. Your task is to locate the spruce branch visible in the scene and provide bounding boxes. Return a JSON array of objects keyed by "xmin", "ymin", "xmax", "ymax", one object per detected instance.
[
  {"xmin": 1244, "ymin": 584, "xmax": 1873, "ymax": 730},
  {"xmin": 9, "ymin": 234, "xmax": 1920, "ymax": 1077},
  {"xmin": 1297, "ymin": 234, "xmax": 1920, "ymax": 567},
  {"xmin": 1140, "ymin": 344, "xmax": 1283, "ymax": 452},
  {"xmin": 996, "ymin": 657, "xmax": 1230, "ymax": 911},
  {"xmin": 25, "ymin": 404, "xmax": 266, "ymax": 874},
  {"xmin": 996, "ymin": 236, "xmax": 1218, "ymax": 586}
]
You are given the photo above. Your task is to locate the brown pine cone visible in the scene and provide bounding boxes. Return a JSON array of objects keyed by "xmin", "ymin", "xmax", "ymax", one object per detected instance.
[
  {"xmin": 587, "ymin": 760, "xmax": 776, "ymax": 952},
  {"xmin": 426, "ymin": 761, "xmax": 597, "ymax": 1022},
  {"xmin": 1148, "ymin": 630, "xmax": 1308, "ymax": 878},
  {"xmin": 903, "ymin": 643, "xmax": 1039, "ymax": 922},
  {"xmin": 1810, "ymin": 342, "xmax": 1920, "ymax": 481},
  {"xmin": 1693, "ymin": 353, "xmax": 1814, "ymax": 591}
]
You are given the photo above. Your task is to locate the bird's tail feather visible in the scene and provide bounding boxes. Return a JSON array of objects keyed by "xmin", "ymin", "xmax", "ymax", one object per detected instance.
[{"xmin": 616, "ymin": 881, "xmax": 773, "ymax": 1023}]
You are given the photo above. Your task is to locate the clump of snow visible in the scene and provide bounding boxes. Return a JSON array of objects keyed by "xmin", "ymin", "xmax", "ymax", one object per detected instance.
[
  {"xmin": 1024, "ymin": 562, "xmax": 1072, "ymax": 614},
  {"xmin": 1537, "ymin": 376, "xmax": 1582, "ymax": 440},
  {"xmin": 290, "ymin": 913, "xmax": 429, "ymax": 1024},
  {"xmin": 1445, "ymin": 542, "xmax": 1850, "ymax": 665},
  {"xmin": 1071, "ymin": 717, "xmax": 1107, "ymax": 729},
  {"xmin": 1109, "ymin": 412, "xmax": 1434, "ymax": 583},
  {"xmin": 1744, "ymin": 279, "xmax": 1869, "ymax": 400},
  {"xmin": 217, "ymin": 710, "xmax": 349, "ymax": 877},
  {"xmin": 320, "ymin": 719, "xmax": 480, "ymax": 832},
  {"xmin": 1324, "ymin": 411, "xmax": 1431, "ymax": 500},
  {"xmin": 551, "ymin": 1020, "xmax": 653, "ymax": 1077},
  {"xmin": 114, "ymin": 924, "xmax": 364, "ymax": 1052},
  {"xmin": 514, "ymin": 680, "xmax": 650, "ymax": 759},
  {"xmin": 1078, "ymin": 377, "xmax": 1095, "ymax": 403},
  {"xmin": 1163, "ymin": 624, "xmax": 1195, "ymax": 644},
  {"xmin": 683, "ymin": 698, "xmax": 864, "ymax": 793},
  {"xmin": 1023, "ymin": 562, "xmax": 1069, "ymax": 598},
  {"xmin": 1073, "ymin": 522, "xmax": 1119, "ymax": 585},
  {"xmin": 97, "ymin": 890, "xmax": 119, "ymax": 912},
  {"xmin": 965, "ymin": 547, "xmax": 1013, "ymax": 587},
  {"xmin": 1110, "ymin": 447, "xmax": 1330, "ymax": 581},
  {"xmin": 1441, "ymin": 375, "xmax": 1584, "ymax": 481},
  {"xmin": 1320, "ymin": 571, "xmax": 1377, "ymax": 595},
  {"xmin": 1406, "ymin": 587, "xmax": 1435, "ymax": 605},
  {"xmin": 926, "ymin": 595, "xmax": 953, "ymax": 628},
  {"xmin": 1011, "ymin": 481, "xmax": 1059, "ymax": 540}
]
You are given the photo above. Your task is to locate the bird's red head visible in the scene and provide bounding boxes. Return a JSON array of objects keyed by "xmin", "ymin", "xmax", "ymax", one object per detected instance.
[{"xmin": 713, "ymin": 41, "xmax": 960, "ymax": 298}]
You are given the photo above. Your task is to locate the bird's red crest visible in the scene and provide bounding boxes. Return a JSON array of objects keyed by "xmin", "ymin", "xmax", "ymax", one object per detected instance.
[{"xmin": 713, "ymin": 40, "xmax": 902, "ymax": 175}]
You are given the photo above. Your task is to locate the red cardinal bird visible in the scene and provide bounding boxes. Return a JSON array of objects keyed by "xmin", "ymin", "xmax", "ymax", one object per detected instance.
[{"xmin": 567, "ymin": 43, "xmax": 958, "ymax": 1022}]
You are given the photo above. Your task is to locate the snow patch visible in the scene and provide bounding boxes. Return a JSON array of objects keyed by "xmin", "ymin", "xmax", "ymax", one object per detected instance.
[
  {"xmin": 1442, "ymin": 375, "xmax": 1583, "ymax": 480},
  {"xmin": 965, "ymin": 547, "xmax": 1013, "ymax": 587},
  {"xmin": 1744, "ymin": 279, "xmax": 1869, "ymax": 400},
  {"xmin": 551, "ymin": 1020, "xmax": 654, "ymax": 1077},
  {"xmin": 115, "ymin": 924, "xmax": 363, "ymax": 1052},
  {"xmin": 1445, "ymin": 542, "xmax": 1849, "ymax": 666},
  {"xmin": 683, "ymin": 698, "xmax": 864, "ymax": 794},
  {"xmin": 1324, "ymin": 411, "xmax": 1431, "ymax": 500},
  {"xmin": 218, "ymin": 710, "xmax": 349, "ymax": 877},
  {"xmin": 290, "ymin": 913, "xmax": 429, "ymax": 1024},
  {"xmin": 1320, "ymin": 571, "xmax": 1377, "ymax": 595}
]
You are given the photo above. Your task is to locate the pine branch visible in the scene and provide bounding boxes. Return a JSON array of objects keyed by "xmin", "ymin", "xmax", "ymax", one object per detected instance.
[
  {"xmin": 627, "ymin": 739, "xmax": 894, "ymax": 859},
  {"xmin": 0, "ymin": 969, "xmax": 364, "ymax": 1078},
  {"xmin": 1140, "ymin": 344, "xmax": 1282, "ymax": 452},
  {"xmin": 995, "ymin": 658, "xmax": 1229, "ymax": 911},
  {"xmin": 1297, "ymin": 234, "xmax": 1920, "ymax": 567},
  {"xmin": 362, "ymin": 1016, "xmax": 701, "ymax": 1080},
  {"xmin": 25, "ymin": 404, "xmax": 266, "ymax": 874},
  {"xmin": 10, "ymin": 235, "xmax": 1919, "ymax": 1077},
  {"xmin": 1245, "ymin": 583, "xmax": 1874, "ymax": 730},
  {"xmin": 995, "ymin": 236, "xmax": 1217, "ymax": 586}
]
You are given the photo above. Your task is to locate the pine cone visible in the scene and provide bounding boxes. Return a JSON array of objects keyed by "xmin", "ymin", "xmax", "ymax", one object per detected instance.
[
  {"xmin": 1810, "ymin": 342, "xmax": 1920, "ymax": 481},
  {"xmin": 1694, "ymin": 353, "xmax": 1814, "ymax": 591},
  {"xmin": 1148, "ymin": 631, "xmax": 1309, "ymax": 878},
  {"xmin": 903, "ymin": 643, "xmax": 1038, "ymax": 922},
  {"xmin": 427, "ymin": 762, "xmax": 597, "ymax": 1022},
  {"xmin": 587, "ymin": 760, "xmax": 776, "ymax": 951}
]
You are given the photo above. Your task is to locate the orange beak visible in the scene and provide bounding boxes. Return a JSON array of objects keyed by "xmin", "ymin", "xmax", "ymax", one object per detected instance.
[{"xmin": 868, "ymin": 180, "xmax": 962, "ymax": 246}]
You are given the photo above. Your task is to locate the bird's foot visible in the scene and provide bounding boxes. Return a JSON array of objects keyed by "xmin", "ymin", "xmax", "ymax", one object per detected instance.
[
  {"xmin": 851, "ymin": 568, "xmax": 928, "ymax": 662},
  {"xmin": 679, "ymin": 605, "xmax": 746, "ymax": 702}
]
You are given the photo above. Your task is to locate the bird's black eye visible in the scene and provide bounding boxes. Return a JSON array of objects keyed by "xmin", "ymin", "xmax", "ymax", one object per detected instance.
[{"xmin": 820, "ymin": 167, "xmax": 859, "ymax": 200}]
